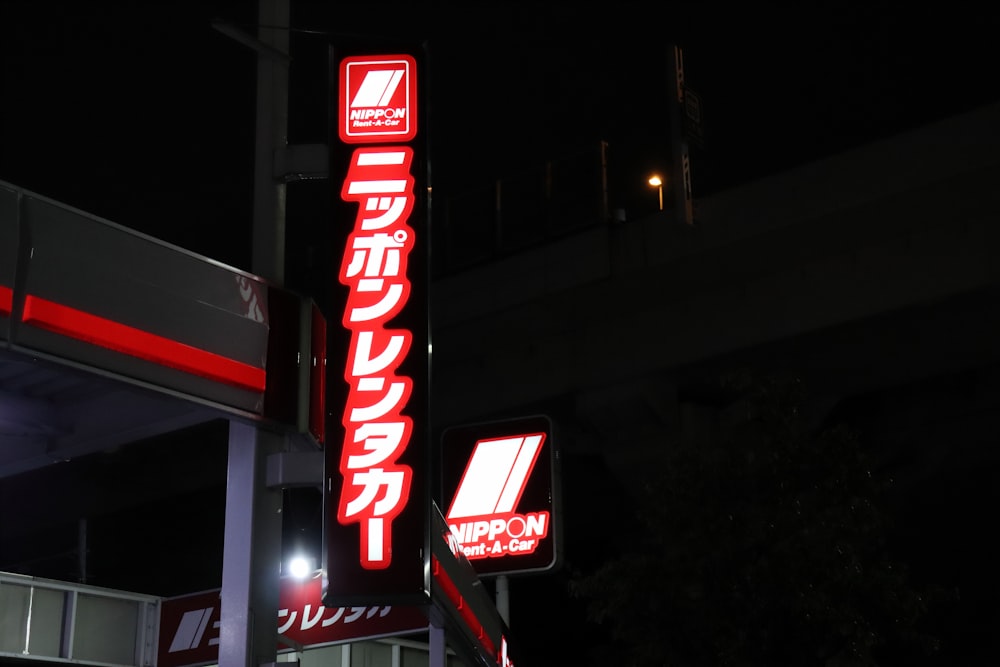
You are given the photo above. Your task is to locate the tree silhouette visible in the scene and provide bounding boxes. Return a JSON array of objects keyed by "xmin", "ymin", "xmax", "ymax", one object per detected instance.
[{"xmin": 570, "ymin": 374, "xmax": 943, "ymax": 666}]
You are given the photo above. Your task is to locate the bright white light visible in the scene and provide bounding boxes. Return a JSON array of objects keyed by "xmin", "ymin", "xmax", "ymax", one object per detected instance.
[{"xmin": 288, "ymin": 555, "xmax": 313, "ymax": 580}]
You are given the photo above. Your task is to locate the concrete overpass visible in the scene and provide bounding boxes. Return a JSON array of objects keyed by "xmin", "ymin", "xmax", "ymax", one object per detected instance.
[
  {"xmin": 431, "ymin": 100, "xmax": 1000, "ymax": 482},
  {"xmin": 428, "ymin": 103, "xmax": 1000, "ymax": 660}
]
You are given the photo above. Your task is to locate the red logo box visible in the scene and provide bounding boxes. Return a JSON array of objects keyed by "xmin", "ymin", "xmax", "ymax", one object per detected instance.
[{"xmin": 339, "ymin": 55, "xmax": 417, "ymax": 144}]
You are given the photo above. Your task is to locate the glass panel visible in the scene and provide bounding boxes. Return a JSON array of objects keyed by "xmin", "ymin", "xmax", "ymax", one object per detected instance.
[
  {"xmin": 26, "ymin": 587, "xmax": 65, "ymax": 655},
  {"xmin": 401, "ymin": 645, "xmax": 429, "ymax": 667},
  {"xmin": 0, "ymin": 583, "xmax": 30, "ymax": 652},
  {"xmin": 73, "ymin": 594, "xmax": 138, "ymax": 665},
  {"xmin": 300, "ymin": 643, "xmax": 344, "ymax": 667},
  {"xmin": 351, "ymin": 640, "xmax": 392, "ymax": 667}
]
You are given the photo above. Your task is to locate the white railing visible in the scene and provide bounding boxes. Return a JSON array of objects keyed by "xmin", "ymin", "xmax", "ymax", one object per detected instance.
[{"xmin": 0, "ymin": 571, "xmax": 159, "ymax": 667}]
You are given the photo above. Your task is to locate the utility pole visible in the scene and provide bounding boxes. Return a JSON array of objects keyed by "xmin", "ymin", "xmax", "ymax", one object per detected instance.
[
  {"xmin": 668, "ymin": 45, "xmax": 695, "ymax": 226},
  {"xmin": 250, "ymin": 0, "xmax": 290, "ymax": 286}
]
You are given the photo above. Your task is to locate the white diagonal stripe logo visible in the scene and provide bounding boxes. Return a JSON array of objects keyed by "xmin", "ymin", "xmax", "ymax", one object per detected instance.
[
  {"xmin": 447, "ymin": 434, "xmax": 543, "ymax": 519},
  {"xmin": 169, "ymin": 607, "xmax": 213, "ymax": 652},
  {"xmin": 351, "ymin": 69, "xmax": 405, "ymax": 108}
]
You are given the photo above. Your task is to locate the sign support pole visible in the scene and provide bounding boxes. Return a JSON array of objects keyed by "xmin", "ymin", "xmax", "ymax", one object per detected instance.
[
  {"xmin": 220, "ymin": 422, "xmax": 284, "ymax": 667},
  {"xmin": 428, "ymin": 620, "xmax": 447, "ymax": 667},
  {"xmin": 496, "ymin": 575, "xmax": 510, "ymax": 626}
]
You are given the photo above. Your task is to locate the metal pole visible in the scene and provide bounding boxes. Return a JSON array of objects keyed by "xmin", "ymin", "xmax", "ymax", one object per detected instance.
[
  {"xmin": 219, "ymin": 422, "xmax": 284, "ymax": 667},
  {"xmin": 428, "ymin": 620, "xmax": 447, "ymax": 667},
  {"xmin": 496, "ymin": 574, "xmax": 510, "ymax": 626},
  {"xmin": 251, "ymin": 0, "xmax": 290, "ymax": 286},
  {"xmin": 219, "ymin": 1, "xmax": 289, "ymax": 666},
  {"xmin": 600, "ymin": 140, "xmax": 609, "ymax": 222},
  {"xmin": 494, "ymin": 178, "xmax": 503, "ymax": 255},
  {"xmin": 668, "ymin": 45, "xmax": 693, "ymax": 226},
  {"xmin": 77, "ymin": 518, "xmax": 87, "ymax": 584}
]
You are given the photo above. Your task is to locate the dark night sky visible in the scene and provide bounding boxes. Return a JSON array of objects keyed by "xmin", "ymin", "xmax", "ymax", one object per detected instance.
[
  {"xmin": 3, "ymin": 1, "xmax": 1000, "ymax": 664},
  {"xmin": 3, "ymin": 2, "xmax": 999, "ymax": 270}
]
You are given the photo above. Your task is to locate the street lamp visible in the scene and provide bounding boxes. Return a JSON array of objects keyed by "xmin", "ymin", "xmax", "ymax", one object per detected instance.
[{"xmin": 648, "ymin": 175, "xmax": 664, "ymax": 210}]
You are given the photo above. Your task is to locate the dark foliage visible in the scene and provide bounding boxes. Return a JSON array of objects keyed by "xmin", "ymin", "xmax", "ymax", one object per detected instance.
[{"xmin": 570, "ymin": 374, "xmax": 943, "ymax": 666}]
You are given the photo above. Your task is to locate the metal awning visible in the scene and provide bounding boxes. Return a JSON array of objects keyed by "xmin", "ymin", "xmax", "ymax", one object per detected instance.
[{"xmin": 0, "ymin": 180, "xmax": 324, "ymax": 480}]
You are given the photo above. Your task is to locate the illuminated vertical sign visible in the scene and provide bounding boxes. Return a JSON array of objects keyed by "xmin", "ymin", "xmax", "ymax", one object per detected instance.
[
  {"xmin": 441, "ymin": 415, "xmax": 561, "ymax": 576},
  {"xmin": 336, "ymin": 146, "xmax": 417, "ymax": 569},
  {"xmin": 324, "ymin": 44, "xmax": 430, "ymax": 606}
]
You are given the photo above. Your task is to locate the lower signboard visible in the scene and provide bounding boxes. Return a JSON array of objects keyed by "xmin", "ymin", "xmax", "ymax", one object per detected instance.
[
  {"xmin": 441, "ymin": 414, "xmax": 561, "ymax": 576},
  {"xmin": 158, "ymin": 576, "xmax": 428, "ymax": 667}
]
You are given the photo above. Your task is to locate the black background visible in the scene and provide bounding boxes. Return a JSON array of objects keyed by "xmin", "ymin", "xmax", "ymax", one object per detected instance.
[{"xmin": 4, "ymin": 2, "xmax": 1000, "ymax": 665}]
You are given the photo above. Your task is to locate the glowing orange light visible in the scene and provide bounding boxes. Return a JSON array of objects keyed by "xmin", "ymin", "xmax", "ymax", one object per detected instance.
[{"xmin": 648, "ymin": 175, "xmax": 664, "ymax": 210}]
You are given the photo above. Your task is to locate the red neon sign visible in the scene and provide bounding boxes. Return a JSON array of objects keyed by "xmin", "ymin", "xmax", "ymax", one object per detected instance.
[
  {"xmin": 336, "ymin": 146, "xmax": 417, "ymax": 569},
  {"xmin": 339, "ymin": 55, "xmax": 417, "ymax": 144}
]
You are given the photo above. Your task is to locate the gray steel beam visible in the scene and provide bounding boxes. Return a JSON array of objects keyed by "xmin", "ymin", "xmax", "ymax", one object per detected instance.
[{"xmin": 219, "ymin": 421, "xmax": 283, "ymax": 667}]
